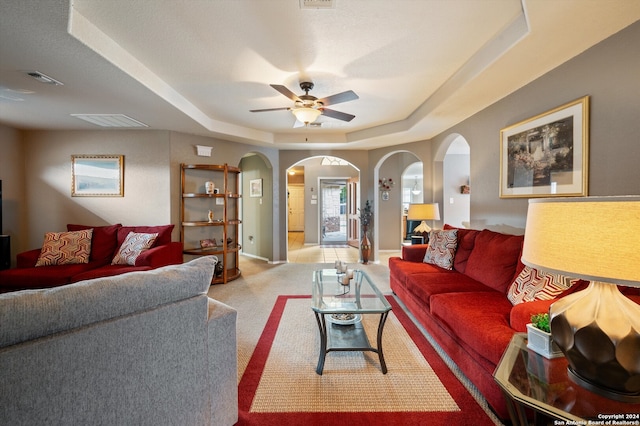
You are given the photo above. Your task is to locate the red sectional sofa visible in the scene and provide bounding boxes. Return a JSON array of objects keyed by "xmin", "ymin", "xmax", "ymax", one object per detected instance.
[
  {"xmin": 0, "ymin": 224, "xmax": 183, "ymax": 292},
  {"xmin": 389, "ymin": 226, "xmax": 640, "ymax": 420}
]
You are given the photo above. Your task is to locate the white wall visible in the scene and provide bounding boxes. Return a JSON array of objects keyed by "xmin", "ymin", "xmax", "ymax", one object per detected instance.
[{"xmin": 443, "ymin": 154, "xmax": 470, "ymax": 228}]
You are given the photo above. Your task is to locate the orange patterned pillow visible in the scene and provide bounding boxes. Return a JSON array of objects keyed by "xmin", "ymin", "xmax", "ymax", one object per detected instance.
[
  {"xmin": 111, "ymin": 232, "xmax": 158, "ymax": 265},
  {"xmin": 423, "ymin": 229, "xmax": 458, "ymax": 270},
  {"xmin": 35, "ymin": 229, "xmax": 93, "ymax": 267},
  {"xmin": 507, "ymin": 266, "xmax": 579, "ymax": 305}
]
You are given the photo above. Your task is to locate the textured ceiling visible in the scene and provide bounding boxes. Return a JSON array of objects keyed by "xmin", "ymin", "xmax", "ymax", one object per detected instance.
[{"xmin": 1, "ymin": 0, "xmax": 639, "ymax": 149}]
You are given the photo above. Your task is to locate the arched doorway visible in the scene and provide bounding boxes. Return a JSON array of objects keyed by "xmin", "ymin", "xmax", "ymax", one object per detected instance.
[
  {"xmin": 285, "ymin": 156, "xmax": 361, "ymax": 263},
  {"xmin": 239, "ymin": 152, "xmax": 273, "ymax": 262},
  {"xmin": 373, "ymin": 150, "xmax": 423, "ymax": 262},
  {"xmin": 438, "ymin": 135, "xmax": 470, "ymax": 228}
]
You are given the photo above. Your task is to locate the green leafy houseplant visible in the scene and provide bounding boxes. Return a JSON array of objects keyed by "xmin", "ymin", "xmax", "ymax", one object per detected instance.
[{"xmin": 530, "ymin": 313, "xmax": 551, "ymax": 333}]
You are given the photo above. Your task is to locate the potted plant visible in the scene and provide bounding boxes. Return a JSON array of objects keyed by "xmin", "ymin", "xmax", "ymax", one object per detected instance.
[{"xmin": 526, "ymin": 313, "xmax": 564, "ymax": 359}]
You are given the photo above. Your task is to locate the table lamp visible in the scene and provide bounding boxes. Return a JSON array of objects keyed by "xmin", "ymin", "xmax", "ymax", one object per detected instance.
[
  {"xmin": 407, "ymin": 203, "xmax": 440, "ymax": 242},
  {"xmin": 522, "ymin": 196, "xmax": 640, "ymax": 402}
]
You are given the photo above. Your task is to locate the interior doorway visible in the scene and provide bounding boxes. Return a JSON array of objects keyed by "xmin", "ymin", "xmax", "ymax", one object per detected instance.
[
  {"xmin": 288, "ymin": 184, "xmax": 304, "ymax": 232},
  {"xmin": 320, "ymin": 179, "xmax": 347, "ymax": 245}
]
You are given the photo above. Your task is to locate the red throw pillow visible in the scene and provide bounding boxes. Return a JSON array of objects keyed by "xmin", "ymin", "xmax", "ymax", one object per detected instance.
[
  {"xmin": 67, "ymin": 224, "xmax": 122, "ymax": 263},
  {"xmin": 464, "ymin": 229, "xmax": 524, "ymax": 293}
]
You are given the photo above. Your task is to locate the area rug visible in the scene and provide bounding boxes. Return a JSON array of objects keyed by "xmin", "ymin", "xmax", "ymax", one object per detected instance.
[{"xmin": 237, "ymin": 295, "xmax": 497, "ymax": 425}]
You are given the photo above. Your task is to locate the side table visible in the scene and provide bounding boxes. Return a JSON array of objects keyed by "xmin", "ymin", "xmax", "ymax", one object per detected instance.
[{"xmin": 494, "ymin": 333, "xmax": 640, "ymax": 426}]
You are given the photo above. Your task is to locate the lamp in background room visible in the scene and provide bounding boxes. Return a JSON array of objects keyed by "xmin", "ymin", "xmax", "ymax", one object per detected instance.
[
  {"xmin": 407, "ymin": 203, "xmax": 440, "ymax": 244},
  {"xmin": 522, "ymin": 196, "xmax": 640, "ymax": 402},
  {"xmin": 291, "ymin": 107, "xmax": 321, "ymax": 125}
]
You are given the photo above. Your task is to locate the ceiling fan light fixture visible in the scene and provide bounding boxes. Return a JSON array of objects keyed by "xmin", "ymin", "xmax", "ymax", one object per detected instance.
[{"xmin": 292, "ymin": 107, "xmax": 321, "ymax": 125}]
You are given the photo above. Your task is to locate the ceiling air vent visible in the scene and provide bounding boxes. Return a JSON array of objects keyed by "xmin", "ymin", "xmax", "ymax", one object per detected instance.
[
  {"xmin": 300, "ymin": 0, "xmax": 335, "ymax": 9},
  {"xmin": 25, "ymin": 71, "xmax": 64, "ymax": 86},
  {"xmin": 71, "ymin": 114, "xmax": 148, "ymax": 128}
]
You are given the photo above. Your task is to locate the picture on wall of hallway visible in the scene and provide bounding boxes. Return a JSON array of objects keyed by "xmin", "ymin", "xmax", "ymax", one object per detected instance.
[{"xmin": 499, "ymin": 96, "xmax": 589, "ymax": 198}]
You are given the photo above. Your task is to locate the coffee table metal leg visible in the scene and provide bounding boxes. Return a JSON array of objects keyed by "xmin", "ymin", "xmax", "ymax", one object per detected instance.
[
  {"xmin": 314, "ymin": 312, "xmax": 327, "ymax": 375},
  {"xmin": 377, "ymin": 311, "xmax": 389, "ymax": 374}
]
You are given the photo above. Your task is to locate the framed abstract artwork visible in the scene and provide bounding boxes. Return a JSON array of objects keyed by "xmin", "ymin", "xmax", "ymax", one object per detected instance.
[
  {"xmin": 249, "ymin": 178, "xmax": 263, "ymax": 197},
  {"xmin": 499, "ymin": 96, "xmax": 589, "ymax": 198},
  {"xmin": 71, "ymin": 155, "xmax": 124, "ymax": 197}
]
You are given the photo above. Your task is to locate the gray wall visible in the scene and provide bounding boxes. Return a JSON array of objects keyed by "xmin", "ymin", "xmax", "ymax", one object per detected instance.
[{"xmin": 0, "ymin": 126, "xmax": 27, "ymax": 263}]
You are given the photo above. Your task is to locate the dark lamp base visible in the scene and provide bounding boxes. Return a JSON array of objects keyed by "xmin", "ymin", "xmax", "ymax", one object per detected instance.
[
  {"xmin": 550, "ymin": 281, "xmax": 640, "ymax": 402},
  {"xmin": 568, "ymin": 367, "xmax": 640, "ymax": 403}
]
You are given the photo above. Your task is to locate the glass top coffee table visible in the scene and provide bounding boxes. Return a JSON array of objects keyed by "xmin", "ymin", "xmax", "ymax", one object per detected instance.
[{"xmin": 311, "ymin": 268, "xmax": 392, "ymax": 375}]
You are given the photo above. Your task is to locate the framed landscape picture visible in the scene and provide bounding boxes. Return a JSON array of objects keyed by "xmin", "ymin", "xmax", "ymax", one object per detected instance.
[
  {"xmin": 499, "ymin": 96, "xmax": 589, "ymax": 198},
  {"xmin": 71, "ymin": 155, "xmax": 124, "ymax": 197}
]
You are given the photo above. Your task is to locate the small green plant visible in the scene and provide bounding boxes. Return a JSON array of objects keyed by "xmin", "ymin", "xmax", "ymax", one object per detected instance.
[{"xmin": 530, "ymin": 313, "xmax": 551, "ymax": 333}]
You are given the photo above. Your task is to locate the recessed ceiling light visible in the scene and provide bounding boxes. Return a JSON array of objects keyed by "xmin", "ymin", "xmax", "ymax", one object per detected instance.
[
  {"xmin": 71, "ymin": 114, "xmax": 148, "ymax": 128},
  {"xmin": 25, "ymin": 71, "xmax": 64, "ymax": 86}
]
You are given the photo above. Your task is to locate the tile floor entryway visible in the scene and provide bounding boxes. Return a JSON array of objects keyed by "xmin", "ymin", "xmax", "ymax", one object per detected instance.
[{"xmin": 288, "ymin": 232, "xmax": 400, "ymax": 264}]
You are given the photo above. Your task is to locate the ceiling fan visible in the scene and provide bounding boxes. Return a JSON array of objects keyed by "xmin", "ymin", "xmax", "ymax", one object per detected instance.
[{"xmin": 250, "ymin": 82, "xmax": 359, "ymax": 125}]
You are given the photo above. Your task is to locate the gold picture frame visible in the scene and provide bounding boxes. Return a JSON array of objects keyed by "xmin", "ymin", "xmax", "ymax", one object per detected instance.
[
  {"xmin": 499, "ymin": 96, "xmax": 589, "ymax": 198},
  {"xmin": 71, "ymin": 155, "xmax": 124, "ymax": 197}
]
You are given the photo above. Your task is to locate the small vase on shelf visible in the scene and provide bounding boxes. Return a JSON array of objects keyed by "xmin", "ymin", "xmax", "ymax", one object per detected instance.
[{"xmin": 208, "ymin": 210, "xmax": 214, "ymax": 223}]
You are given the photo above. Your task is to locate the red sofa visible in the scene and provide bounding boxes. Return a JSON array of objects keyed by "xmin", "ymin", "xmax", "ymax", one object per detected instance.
[
  {"xmin": 391, "ymin": 227, "xmax": 596, "ymax": 420},
  {"xmin": 0, "ymin": 224, "xmax": 183, "ymax": 292}
]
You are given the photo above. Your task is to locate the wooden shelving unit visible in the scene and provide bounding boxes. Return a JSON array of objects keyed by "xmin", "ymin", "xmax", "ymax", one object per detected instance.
[{"xmin": 180, "ymin": 163, "xmax": 241, "ymax": 284}]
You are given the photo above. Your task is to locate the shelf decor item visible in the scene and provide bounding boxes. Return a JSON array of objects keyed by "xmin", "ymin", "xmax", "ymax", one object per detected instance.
[
  {"xmin": 526, "ymin": 313, "xmax": 563, "ymax": 359},
  {"xmin": 205, "ymin": 181, "xmax": 215, "ymax": 194},
  {"xmin": 200, "ymin": 239, "xmax": 216, "ymax": 248},
  {"xmin": 500, "ymin": 96, "xmax": 589, "ymax": 198},
  {"xmin": 522, "ymin": 196, "xmax": 640, "ymax": 402}
]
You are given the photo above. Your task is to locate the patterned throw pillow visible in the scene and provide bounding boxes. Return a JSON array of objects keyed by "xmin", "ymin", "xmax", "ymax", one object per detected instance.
[
  {"xmin": 111, "ymin": 232, "xmax": 158, "ymax": 266},
  {"xmin": 507, "ymin": 265, "xmax": 579, "ymax": 305},
  {"xmin": 35, "ymin": 229, "xmax": 93, "ymax": 267},
  {"xmin": 423, "ymin": 229, "xmax": 458, "ymax": 270}
]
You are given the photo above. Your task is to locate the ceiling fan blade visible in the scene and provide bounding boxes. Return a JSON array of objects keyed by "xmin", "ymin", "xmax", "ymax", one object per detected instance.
[
  {"xmin": 321, "ymin": 108, "xmax": 355, "ymax": 122},
  {"xmin": 317, "ymin": 90, "xmax": 359, "ymax": 106},
  {"xmin": 249, "ymin": 107, "xmax": 291, "ymax": 113},
  {"xmin": 270, "ymin": 84, "xmax": 300, "ymax": 102}
]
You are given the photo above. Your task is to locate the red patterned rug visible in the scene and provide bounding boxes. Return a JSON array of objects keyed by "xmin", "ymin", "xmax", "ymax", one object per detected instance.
[{"xmin": 237, "ymin": 295, "xmax": 498, "ymax": 425}]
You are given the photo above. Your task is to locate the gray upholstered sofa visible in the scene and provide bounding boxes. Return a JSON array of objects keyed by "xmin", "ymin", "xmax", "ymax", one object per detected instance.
[{"xmin": 0, "ymin": 256, "xmax": 238, "ymax": 426}]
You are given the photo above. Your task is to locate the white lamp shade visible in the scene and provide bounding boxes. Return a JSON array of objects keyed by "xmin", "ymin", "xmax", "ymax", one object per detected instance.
[
  {"xmin": 522, "ymin": 196, "xmax": 640, "ymax": 287},
  {"xmin": 292, "ymin": 107, "xmax": 321, "ymax": 124},
  {"xmin": 407, "ymin": 203, "xmax": 440, "ymax": 221}
]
